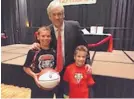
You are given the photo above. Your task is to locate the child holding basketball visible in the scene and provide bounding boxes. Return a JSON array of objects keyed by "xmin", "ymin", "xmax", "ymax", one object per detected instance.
[
  {"xmin": 63, "ymin": 45, "xmax": 95, "ymax": 98},
  {"xmin": 23, "ymin": 26, "xmax": 56, "ymax": 98}
]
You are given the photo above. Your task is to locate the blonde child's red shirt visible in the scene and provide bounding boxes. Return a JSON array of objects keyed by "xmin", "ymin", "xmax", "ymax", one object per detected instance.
[{"xmin": 63, "ymin": 63, "xmax": 95, "ymax": 98}]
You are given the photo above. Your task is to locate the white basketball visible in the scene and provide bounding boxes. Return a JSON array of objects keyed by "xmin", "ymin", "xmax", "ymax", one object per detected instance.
[{"xmin": 38, "ymin": 68, "xmax": 60, "ymax": 90}]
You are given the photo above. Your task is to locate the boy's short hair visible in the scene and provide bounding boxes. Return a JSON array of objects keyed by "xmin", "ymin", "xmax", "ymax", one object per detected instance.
[
  {"xmin": 74, "ymin": 45, "xmax": 88, "ymax": 56},
  {"xmin": 37, "ymin": 26, "xmax": 51, "ymax": 35}
]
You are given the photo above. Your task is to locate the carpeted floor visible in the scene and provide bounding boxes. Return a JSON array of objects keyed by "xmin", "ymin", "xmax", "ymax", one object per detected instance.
[{"xmin": 1, "ymin": 83, "xmax": 31, "ymax": 98}]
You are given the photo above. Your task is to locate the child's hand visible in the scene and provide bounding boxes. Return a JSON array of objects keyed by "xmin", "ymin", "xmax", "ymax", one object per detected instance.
[
  {"xmin": 34, "ymin": 73, "xmax": 50, "ymax": 90},
  {"xmin": 85, "ymin": 64, "xmax": 92, "ymax": 74},
  {"xmin": 33, "ymin": 73, "xmax": 41, "ymax": 88}
]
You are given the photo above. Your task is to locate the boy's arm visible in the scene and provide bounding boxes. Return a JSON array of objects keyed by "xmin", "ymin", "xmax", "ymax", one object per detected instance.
[
  {"xmin": 23, "ymin": 67, "xmax": 41, "ymax": 88},
  {"xmin": 63, "ymin": 67, "xmax": 70, "ymax": 96},
  {"xmin": 23, "ymin": 67, "xmax": 37, "ymax": 78},
  {"xmin": 23, "ymin": 50, "xmax": 37, "ymax": 80},
  {"xmin": 23, "ymin": 50, "xmax": 41, "ymax": 88}
]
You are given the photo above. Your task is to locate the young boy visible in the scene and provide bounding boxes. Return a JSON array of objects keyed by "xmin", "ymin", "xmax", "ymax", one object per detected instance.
[
  {"xmin": 23, "ymin": 26, "xmax": 56, "ymax": 98},
  {"xmin": 63, "ymin": 45, "xmax": 95, "ymax": 98}
]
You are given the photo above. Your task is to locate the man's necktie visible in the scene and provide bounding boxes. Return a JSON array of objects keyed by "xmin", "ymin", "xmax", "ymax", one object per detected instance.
[{"xmin": 56, "ymin": 28, "xmax": 63, "ymax": 72}]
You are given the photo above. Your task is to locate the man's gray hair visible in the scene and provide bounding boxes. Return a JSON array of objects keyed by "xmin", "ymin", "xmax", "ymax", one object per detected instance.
[{"xmin": 47, "ymin": 0, "xmax": 64, "ymax": 16}]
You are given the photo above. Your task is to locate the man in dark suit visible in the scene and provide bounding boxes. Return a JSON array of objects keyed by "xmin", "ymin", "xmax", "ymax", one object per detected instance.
[
  {"xmin": 49, "ymin": 20, "xmax": 90, "ymax": 67},
  {"xmin": 32, "ymin": 0, "xmax": 92, "ymax": 98}
]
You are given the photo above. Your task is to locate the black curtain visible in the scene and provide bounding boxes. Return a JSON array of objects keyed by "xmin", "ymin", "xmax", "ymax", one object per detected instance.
[
  {"xmin": 26, "ymin": 0, "xmax": 112, "ymax": 28},
  {"xmin": 1, "ymin": 0, "xmax": 28, "ymax": 44},
  {"xmin": 16, "ymin": 0, "xmax": 28, "ymax": 44},
  {"xmin": 1, "ymin": 0, "xmax": 17, "ymax": 44},
  {"xmin": 110, "ymin": 0, "xmax": 134, "ymax": 50},
  {"xmin": 65, "ymin": 0, "xmax": 112, "ymax": 27},
  {"xmin": 1, "ymin": 0, "xmax": 134, "ymax": 50}
]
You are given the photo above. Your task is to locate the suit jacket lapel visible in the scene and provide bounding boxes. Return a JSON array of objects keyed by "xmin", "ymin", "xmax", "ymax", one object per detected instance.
[{"xmin": 64, "ymin": 21, "xmax": 69, "ymax": 57}]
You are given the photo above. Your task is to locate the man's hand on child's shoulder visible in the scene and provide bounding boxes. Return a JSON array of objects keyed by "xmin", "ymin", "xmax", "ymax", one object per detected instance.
[
  {"xmin": 85, "ymin": 64, "xmax": 92, "ymax": 74},
  {"xmin": 30, "ymin": 42, "xmax": 40, "ymax": 50}
]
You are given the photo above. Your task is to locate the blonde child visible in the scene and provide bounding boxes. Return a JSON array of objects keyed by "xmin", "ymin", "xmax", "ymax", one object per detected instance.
[{"xmin": 63, "ymin": 45, "xmax": 95, "ymax": 98}]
